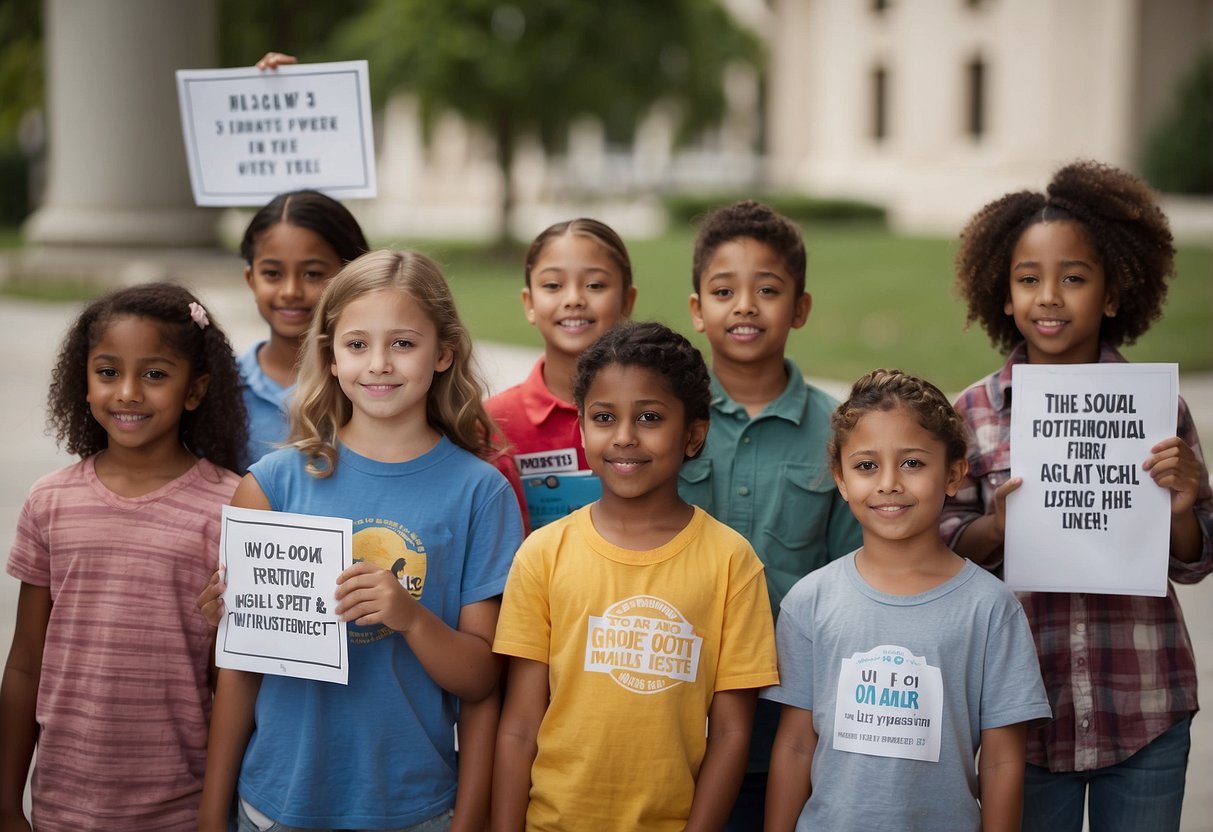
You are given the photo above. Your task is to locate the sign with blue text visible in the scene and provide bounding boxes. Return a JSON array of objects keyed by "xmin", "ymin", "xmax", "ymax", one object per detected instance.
[
  {"xmin": 176, "ymin": 61, "xmax": 376, "ymax": 206},
  {"xmin": 1005, "ymin": 363, "xmax": 1177, "ymax": 596},
  {"xmin": 217, "ymin": 505, "xmax": 351, "ymax": 684}
]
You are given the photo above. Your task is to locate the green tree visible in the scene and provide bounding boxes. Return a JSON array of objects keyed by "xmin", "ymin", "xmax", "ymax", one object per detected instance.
[
  {"xmin": 331, "ymin": 0, "xmax": 763, "ymax": 242},
  {"xmin": 1142, "ymin": 47, "xmax": 1213, "ymax": 195}
]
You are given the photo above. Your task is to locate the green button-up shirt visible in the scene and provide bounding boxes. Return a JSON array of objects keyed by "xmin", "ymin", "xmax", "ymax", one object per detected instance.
[{"xmin": 679, "ymin": 360, "xmax": 862, "ymax": 614}]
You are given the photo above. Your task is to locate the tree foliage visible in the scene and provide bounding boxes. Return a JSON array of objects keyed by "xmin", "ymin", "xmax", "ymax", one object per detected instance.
[
  {"xmin": 329, "ymin": 0, "xmax": 763, "ymax": 237},
  {"xmin": 1142, "ymin": 47, "xmax": 1213, "ymax": 195}
]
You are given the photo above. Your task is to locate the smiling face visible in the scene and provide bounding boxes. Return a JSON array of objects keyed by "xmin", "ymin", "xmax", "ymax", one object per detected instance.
[
  {"xmin": 329, "ymin": 289, "xmax": 453, "ymax": 432},
  {"xmin": 246, "ymin": 222, "xmax": 344, "ymax": 347},
  {"xmin": 522, "ymin": 232, "xmax": 637, "ymax": 361},
  {"xmin": 689, "ymin": 237, "xmax": 810, "ymax": 370},
  {"xmin": 581, "ymin": 363, "xmax": 707, "ymax": 506},
  {"xmin": 833, "ymin": 405, "xmax": 966, "ymax": 548},
  {"xmin": 1005, "ymin": 220, "xmax": 1118, "ymax": 365},
  {"xmin": 86, "ymin": 315, "xmax": 208, "ymax": 459}
]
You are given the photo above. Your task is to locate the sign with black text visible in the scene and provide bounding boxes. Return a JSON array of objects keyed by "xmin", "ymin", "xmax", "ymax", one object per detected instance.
[
  {"xmin": 1005, "ymin": 363, "xmax": 1177, "ymax": 596},
  {"xmin": 176, "ymin": 61, "xmax": 376, "ymax": 206},
  {"xmin": 217, "ymin": 505, "xmax": 351, "ymax": 684}
]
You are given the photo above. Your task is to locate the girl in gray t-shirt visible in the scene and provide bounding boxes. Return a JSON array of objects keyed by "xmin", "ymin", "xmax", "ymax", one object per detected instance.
[{"xmin": 764, "ymin": 369, "xmax": 1050, "ymax": 832}]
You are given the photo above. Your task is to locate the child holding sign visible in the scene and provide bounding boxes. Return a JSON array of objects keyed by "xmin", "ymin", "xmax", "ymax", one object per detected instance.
[
  {"xmin": 2, "ymin": 284, "xmax": 246, "ymax": 831},
  {"xmin": 199, "ymin": 251, "xmax": 523, "ymax": 831},
  {"xmin": 943, "ymin": 160, "xmax": 1213, "ymax": 830},
  {"xmin": 237, "ymin": 188, "xmax": 368, "ymax": 467},
  {"xmin": 493, "ymin": 321, "xmax": 779, "ymax": 831},
  {"xmin": 764, "ymin": 369, "xmax": 1050, "ymax": 831}
]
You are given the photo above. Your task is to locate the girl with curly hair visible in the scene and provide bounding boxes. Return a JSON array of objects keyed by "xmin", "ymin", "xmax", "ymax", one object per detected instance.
[
  {"xmin": 493, "ymin": 321, "xmax": 779, "ymax": 831},
  {"xmin": 1, "ymin": 283, "xmax": 247, "ymax": 830},
  {"xmin": 943, "ymin": 161, "xmax": 1213, "ymax": 830}
]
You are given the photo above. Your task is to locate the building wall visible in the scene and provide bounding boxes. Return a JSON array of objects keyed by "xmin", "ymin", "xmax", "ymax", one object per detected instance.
[{"xmin": 765, "ymin": 0, "xmax": 1211, "ymax": 234}]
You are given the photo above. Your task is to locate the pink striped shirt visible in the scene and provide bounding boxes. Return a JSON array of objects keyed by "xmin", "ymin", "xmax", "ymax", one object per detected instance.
[{"xmin": 7, "ymin": 456, "xmax": 239, "ymax": 831}]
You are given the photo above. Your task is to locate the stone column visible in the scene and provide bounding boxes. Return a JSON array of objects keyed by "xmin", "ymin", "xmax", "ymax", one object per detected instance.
[{"xmin": 24, "ymin": 0, "xmax": 217, "ymax": 247}]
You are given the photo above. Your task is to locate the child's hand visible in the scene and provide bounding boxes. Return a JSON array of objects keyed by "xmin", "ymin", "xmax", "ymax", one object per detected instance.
[
  {"xmin": 991, "ymin": 477, "xmax": 1023, "ymax": 535},
  {"xmin": 196, "ymin": 569, "xmax": 226, "ymax": 628},
  {"xmin": 335, "ymin": 562, "xmax": 419, "ymax": 633},
  {"xmin": 255, "ymin": 51, "xmax": 297, "ymax": 70},
  {"xmin": 1143, "ymin": 436, "xmax": 1201, "ymax": 516}
]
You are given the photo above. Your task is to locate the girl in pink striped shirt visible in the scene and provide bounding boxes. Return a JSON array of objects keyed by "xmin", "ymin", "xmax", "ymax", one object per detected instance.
[{"xmin": 1, "ymin": 283, "xmax": 247, "ymax": 832}]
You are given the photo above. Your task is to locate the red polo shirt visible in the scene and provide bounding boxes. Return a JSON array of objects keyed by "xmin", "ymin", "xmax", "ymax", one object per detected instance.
[{"xmin": 486, "ymin": 358, "xmax": 588, "ymax": 475}]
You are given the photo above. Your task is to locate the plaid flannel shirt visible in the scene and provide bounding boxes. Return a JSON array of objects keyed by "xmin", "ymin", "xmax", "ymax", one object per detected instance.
[{"xmin": 940, "ymin": 343, "xmax": 1213, "ymax": 771}]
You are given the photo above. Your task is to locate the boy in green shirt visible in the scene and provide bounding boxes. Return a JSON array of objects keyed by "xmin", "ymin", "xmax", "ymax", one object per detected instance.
[{"xmin": 679, "ymin": 200, "xmax": 862, "ymax": 830}]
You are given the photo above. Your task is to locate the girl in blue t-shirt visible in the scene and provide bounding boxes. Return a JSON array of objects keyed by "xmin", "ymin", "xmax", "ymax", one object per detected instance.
[{"xmin": 199, "ymin": 250, "xmax": 523, "ymax": 832}]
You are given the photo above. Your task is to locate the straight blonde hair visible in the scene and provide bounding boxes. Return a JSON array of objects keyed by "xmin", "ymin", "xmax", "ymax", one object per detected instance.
[{"xmin": 289, "ymin": 249, "xmax": 500, "ymax": 477}]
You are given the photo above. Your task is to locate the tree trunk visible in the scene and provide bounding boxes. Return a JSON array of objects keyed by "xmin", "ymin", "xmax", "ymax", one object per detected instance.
[{"xmin": 493, "ymin": 109, "xmax": 515, "ymax": 248}]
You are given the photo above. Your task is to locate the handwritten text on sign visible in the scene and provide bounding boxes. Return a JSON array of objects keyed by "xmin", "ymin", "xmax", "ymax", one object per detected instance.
[
  {"xmin": 176, "ymin": 61, "xmax": 376, "ymax": 206},
  {"xmin": 217, "ymin": 505, "xmax": 351, "ymax": 684},
  {"xmin": 1005, "ymin": 363, "xmax": 1177, "ymax": 596}
]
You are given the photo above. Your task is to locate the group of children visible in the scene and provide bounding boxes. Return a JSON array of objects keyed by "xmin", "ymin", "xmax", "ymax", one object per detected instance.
[{"xmin": 1, "ymin": 159, "xmax": 1210, "ymax": 832}]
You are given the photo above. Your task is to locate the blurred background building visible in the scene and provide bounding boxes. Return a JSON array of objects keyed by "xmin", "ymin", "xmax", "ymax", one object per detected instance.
[{"xmin": 0, "ymin": 0, "xmax": 1209, "ymax": 260}]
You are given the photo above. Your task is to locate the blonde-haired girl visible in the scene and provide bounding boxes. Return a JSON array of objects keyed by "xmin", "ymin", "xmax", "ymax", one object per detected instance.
[{"xmin": 199, "ymin": 250, "xmax": 523, "ymax": 832}]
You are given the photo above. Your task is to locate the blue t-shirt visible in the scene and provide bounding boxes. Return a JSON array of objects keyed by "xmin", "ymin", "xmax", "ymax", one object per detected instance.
[
  {"xmin": 238, "ymin": 438, "xmax": 522, "ymax": 828},
  {"xmin": 238, "ymin": 342, "xmax": 291, "ymax": 470}
]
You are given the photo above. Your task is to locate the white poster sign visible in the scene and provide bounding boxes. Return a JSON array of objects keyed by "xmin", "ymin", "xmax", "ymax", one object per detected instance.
[
  {"xmin": 217, "ymin": 505, "xmax": 351, "ymax": 684},
  {"xmin": 1005, "ymin": 363, "xmax": 1178, "ymax": 596},
  {"xmin": 176, "ymin": 61, "xmax": 376, "ymax": 206}
]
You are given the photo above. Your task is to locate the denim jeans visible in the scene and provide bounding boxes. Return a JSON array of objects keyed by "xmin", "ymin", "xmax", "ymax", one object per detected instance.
[
  {"xmin": 236, "ymin": 798, "xmax": 454, "ymax": 832},
  {"xmin": 1021, "ymin": 716, "xmax": 1191, "ymax": 832}
]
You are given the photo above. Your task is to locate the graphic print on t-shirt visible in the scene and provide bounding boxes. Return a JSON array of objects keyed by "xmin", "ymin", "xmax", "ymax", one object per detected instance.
[
  {"xmin": 832, "ymin": 644, "xmax": 944, "ymax": 762},
  {"xmin": 349, "ymin": 518, "xmax": 428, "ymax": 645},
  {"xmin": 584, "ymin": 595, "xmax": 703, "ymax": 694}
]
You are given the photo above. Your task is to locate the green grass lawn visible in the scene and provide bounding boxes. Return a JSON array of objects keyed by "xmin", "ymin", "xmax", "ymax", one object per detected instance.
[
  {"xmin": 426, "ymin": 225, "xmax": 1213, "ymax": 392},
  {"xmin": 3, "ymin": 223, "xmax": 1208, "ymax": 391}
]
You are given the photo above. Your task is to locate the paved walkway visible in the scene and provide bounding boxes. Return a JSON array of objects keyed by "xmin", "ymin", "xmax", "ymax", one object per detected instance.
[{"xmin": 2, "ymin": 286, "xmax": 1212, "ymax": 827}]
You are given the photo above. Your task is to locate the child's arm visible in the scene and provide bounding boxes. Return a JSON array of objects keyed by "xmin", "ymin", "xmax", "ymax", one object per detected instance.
[
  {"xmin": 1144, "ymin": 436, "xmax": 1207, "ymax": 563},
  {"xmin": 198, "ymin": 473, "xmax": 270, "ymax": 831},
  {"xmin": 451, "ymin": 681, "xmax": 502, "ymax": 832},
  {"xmin": 685, "ymin": 688, "xmax": 757, "ymax": 832},
  {"xmin": 978, "ymin": 722, "xmax": 1028, "ymax": 832},
  {"xmin": 492, "ymin": 657, "xmax": 549, "ymax": 832},
  {"xmin": 949, "ymin": 477, "xmax": 1022, "ymax": 565},
  {"xmin": 198, "ymin": 668, "xmax": 263, "ymax": 832},
  {"xmin": 0, "ymin": 583, "xmax": 51, "ymax": 832},
  {"xmin": 335, "ymin": 570, "xmax": 501, "ymax": 701},
  {"xmin": 765, "ymin": 704, "xmax": 817, "ymax": 832}
]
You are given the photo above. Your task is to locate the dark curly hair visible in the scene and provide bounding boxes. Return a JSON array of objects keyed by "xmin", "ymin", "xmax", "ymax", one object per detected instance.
[
  {"xmin": 523, "ymin": 217, "xmax": 634, "ymax": 292},
  {"xmin": 692, "ymin": 200, "xmax": 807, "ymax": 294},
  {"xmin": 573, "ymin": 321, "xmax": 711, "ymax": 458},
  {"xmin": 239, "ymin": 189, "xmax": 369, "ymax": 266},
  {"xmin": 47, "ymin": 283, "xmax": 248, "ymax": 472},
  {"xmin": 828, "ymin": 369, "xmax": 967, "ymax": 470},
  {"xmin": 955, "ymin": 160, "xmax": 1175, "ymax": 352}
]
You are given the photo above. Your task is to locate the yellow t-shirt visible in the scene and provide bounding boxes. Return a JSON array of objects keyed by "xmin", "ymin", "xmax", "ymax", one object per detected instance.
[{"xmin": 494, "ymin": 506, "xmax": 779, "ymax": 831}]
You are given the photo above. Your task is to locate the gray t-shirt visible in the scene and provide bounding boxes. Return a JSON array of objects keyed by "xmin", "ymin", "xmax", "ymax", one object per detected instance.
[{"xmin": 762, "ymin": 553, "xmax": 1050, "ymax": 831}]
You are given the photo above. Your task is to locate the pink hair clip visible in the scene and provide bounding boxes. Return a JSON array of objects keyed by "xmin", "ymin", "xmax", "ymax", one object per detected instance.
[{"xmin": 188, "ymin": 301, "xmax": 210, "ymax": 330}]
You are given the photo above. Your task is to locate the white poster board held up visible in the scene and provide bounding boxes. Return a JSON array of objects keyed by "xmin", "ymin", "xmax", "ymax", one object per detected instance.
[
  {"xmin": 217, "ymin": 505, "xmax": 351, "ymax": 684},
  {"xmin": 1005, "ymin": 363, "xmax": 1178, "ymax": 596},
  {"xmin": 176, "ymin": 61, "xmax": 376, "ymax": 206}
]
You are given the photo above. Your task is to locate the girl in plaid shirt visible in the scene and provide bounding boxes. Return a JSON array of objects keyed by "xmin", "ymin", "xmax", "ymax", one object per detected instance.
[{"xmin": 942, "ymin": 160, "xmax": 1213, "ymax": 831}]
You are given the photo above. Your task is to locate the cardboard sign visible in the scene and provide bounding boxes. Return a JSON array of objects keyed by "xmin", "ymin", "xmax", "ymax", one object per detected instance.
[
  {"xmin": 217, "ymin": 505, "xmax": 351, "ymax": 684},
  {"xmin": 1005, "ymin": 363, "xmax": 1178, "ymax": 596},
  {"xmin": 176, "ymin": 61, "xmax": 376, "ymax": 206}
]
